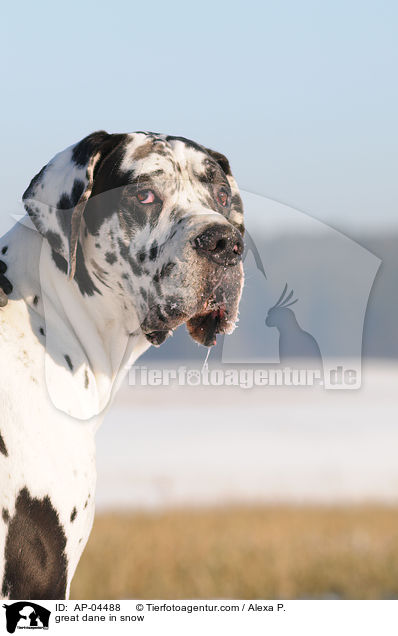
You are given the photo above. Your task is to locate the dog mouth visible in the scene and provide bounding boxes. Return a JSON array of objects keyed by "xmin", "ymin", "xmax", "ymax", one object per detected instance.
[
  {"xmin": 141, "ymin": 265, "xmax": 243, "ymax": 348},
  {"xmin": 185, "ymin": 300, "xmax": 230, "ymax": 346},
  {"xmin": 143, "ymin": 300, "xmax": 231, "ymax": 347}
]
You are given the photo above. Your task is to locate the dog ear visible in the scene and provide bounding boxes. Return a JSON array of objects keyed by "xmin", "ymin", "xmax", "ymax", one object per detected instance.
[
  {"xmin": 23, "ymin": 131, "xmax": 127, "ymax": 279},
  {"xmin": 204, "ymin": 148, "xmax": 232, "ymax": 177},
  {"xmin": 205, "ymin": 147, "xmax": 245, "ymax": 235}
]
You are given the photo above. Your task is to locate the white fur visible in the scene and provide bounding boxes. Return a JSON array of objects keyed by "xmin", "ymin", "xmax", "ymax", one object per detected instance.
[{"xmin": 0, "ymin": 221, "xmax": 150, "ymax": 597}]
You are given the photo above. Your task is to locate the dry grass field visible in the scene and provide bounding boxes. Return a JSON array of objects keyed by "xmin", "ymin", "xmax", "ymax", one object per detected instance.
[{"xmin": 71, "ymin": 505, "xmax": 398, "ymax": 599}]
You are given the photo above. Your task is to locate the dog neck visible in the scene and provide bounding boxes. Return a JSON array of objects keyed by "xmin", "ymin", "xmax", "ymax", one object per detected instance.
[{"xmin": 1, "ymin": 218, "xmax": 151, "ymax": 420}]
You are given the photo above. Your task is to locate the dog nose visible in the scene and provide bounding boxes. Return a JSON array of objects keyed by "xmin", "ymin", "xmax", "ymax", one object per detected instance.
[{"xmin": 191, "ymin": 224, "xmax": 244, "ymax": 267}]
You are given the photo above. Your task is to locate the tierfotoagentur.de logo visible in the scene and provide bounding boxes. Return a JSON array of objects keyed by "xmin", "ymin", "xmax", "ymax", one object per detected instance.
[{"xmin": 2, "ymin": 603, "xmax": 50, "ymax": 633}]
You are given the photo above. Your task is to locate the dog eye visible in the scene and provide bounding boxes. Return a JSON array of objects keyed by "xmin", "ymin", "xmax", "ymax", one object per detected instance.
[
  {"xmin": 137, "ymin": 189, "xmax": 156, "ymax": 204},
  {"xmin": 217, "ymin": 188, "xmax": 229, "ymax": 207}
]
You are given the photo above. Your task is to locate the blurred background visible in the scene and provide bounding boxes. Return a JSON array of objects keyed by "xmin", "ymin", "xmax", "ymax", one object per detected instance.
[{"xmin": 2, "ymin": 0, "xmax": 398, "ymax": 599}]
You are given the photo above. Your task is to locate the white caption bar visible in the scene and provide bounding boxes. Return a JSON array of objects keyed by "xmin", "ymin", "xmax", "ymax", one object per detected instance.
[{"xmin": 2, "ymin": 600, "xmax": 397, "ymax": 635}]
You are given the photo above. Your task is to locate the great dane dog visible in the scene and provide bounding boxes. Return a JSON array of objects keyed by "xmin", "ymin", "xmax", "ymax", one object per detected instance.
[{"xmin": 0, "ymin": 131, "xmax": 244, "ymax": 599}]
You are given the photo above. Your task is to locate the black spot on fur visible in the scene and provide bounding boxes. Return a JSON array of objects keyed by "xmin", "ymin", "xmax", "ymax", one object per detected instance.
[
  {"xmin": 0, "ymin": 275, "xmax": 12, "ymax": 297},
  {"xmin": 1, "ymin": 487, "xmax": 67, "ymax": 599},
  {"xmin": 160, "ymin": 262, "xmax": 176, "ymax": 278},
  {"xmin": 105, "ymin": 252, "xmax": 117, "ymax": 265},
  {"xmin": 153, "ymin": 272, "xmax": 162, "ymax": 297},
  {"xmin": 71, "ymin": 179, "xmax": 85, "ymax": 203},
  {"xmin": 74, "ymin": 243, "xmax": 101, "ymax": 296},
  {"xmin": 84, "ymin": 500, "xmax": 88, "ymax": 509},
  {"xmin": 139, "ymin": 287, "xmax": 147, "ymax": 301},
  {"xmin": 33, "ymin": 295, "xmax": 39, "ymax": 306},
  {"xmin": 0, "ymin": 260, "xmax": 13, "ymax": 298},
  {"xmin": 84, "ymin": 370, "xmax": 89, "ymax": 389},
  {"xmin": 138, "ymin": 252, "xmax": 146, "ymax": 262},
  {"xmin": 64, "ymin": 355, "xmax": 73, "ymax": 371},
  {"xmin": 39, "ymin": 327, "xmax": 45, "ymax": 336},
  {"xmin": 46, "ymin": 231, "xmax": 63, "ymax": 254},
  {"xmin": 118, "ymin": 240, "xmax": 143, "ymax": 277},
  {"xmin": 70, "ymin": 507, "xmax": 77, "ymax": 523},
  {"xmin": 0, "ymin": 432, "xmax": 8, "ymax": 457},
  {"xmin": 51, "ymin": 249, "xmax": 68, "ymax": 274},
  {"xmin": 149, "ymin": 241, "xmax": 158, "ymax": 261},
  {"xmin": 2, "ymin": 246, "xmax": 8, "ymax": 254},
  {"xmin": 2, "ymin": 509, "xmax": 9, "ymax": 523},
  {"xmin": 58, "ymin": 193, "xmax": 72, "ymax": 211}
]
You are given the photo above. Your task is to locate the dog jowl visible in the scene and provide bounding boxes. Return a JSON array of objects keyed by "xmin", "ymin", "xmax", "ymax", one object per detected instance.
[{"xmin": 23, "ymin": 131, "xmax": 245, "ymax": 348}]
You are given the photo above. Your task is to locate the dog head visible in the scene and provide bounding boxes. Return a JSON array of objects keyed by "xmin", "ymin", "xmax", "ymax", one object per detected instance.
[{"xmin": 23, "ymin": 131, "xmax": 244, "ymax": 347}]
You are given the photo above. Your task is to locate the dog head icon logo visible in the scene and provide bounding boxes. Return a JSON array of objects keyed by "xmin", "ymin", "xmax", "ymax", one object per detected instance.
[{"xmin": 3, "ymin": 602, "xmax": 50, "ymax": 633}]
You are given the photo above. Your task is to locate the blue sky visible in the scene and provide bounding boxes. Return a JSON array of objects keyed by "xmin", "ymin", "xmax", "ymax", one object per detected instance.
[{"xmin": 1, "ymin": 0, "xmax": 397, "ymax": 236}]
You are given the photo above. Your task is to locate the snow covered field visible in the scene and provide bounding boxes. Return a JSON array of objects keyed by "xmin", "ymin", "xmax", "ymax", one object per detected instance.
[{"xmin": 95, "ymin": 363, "xmax": 398, "ymax": 509}]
